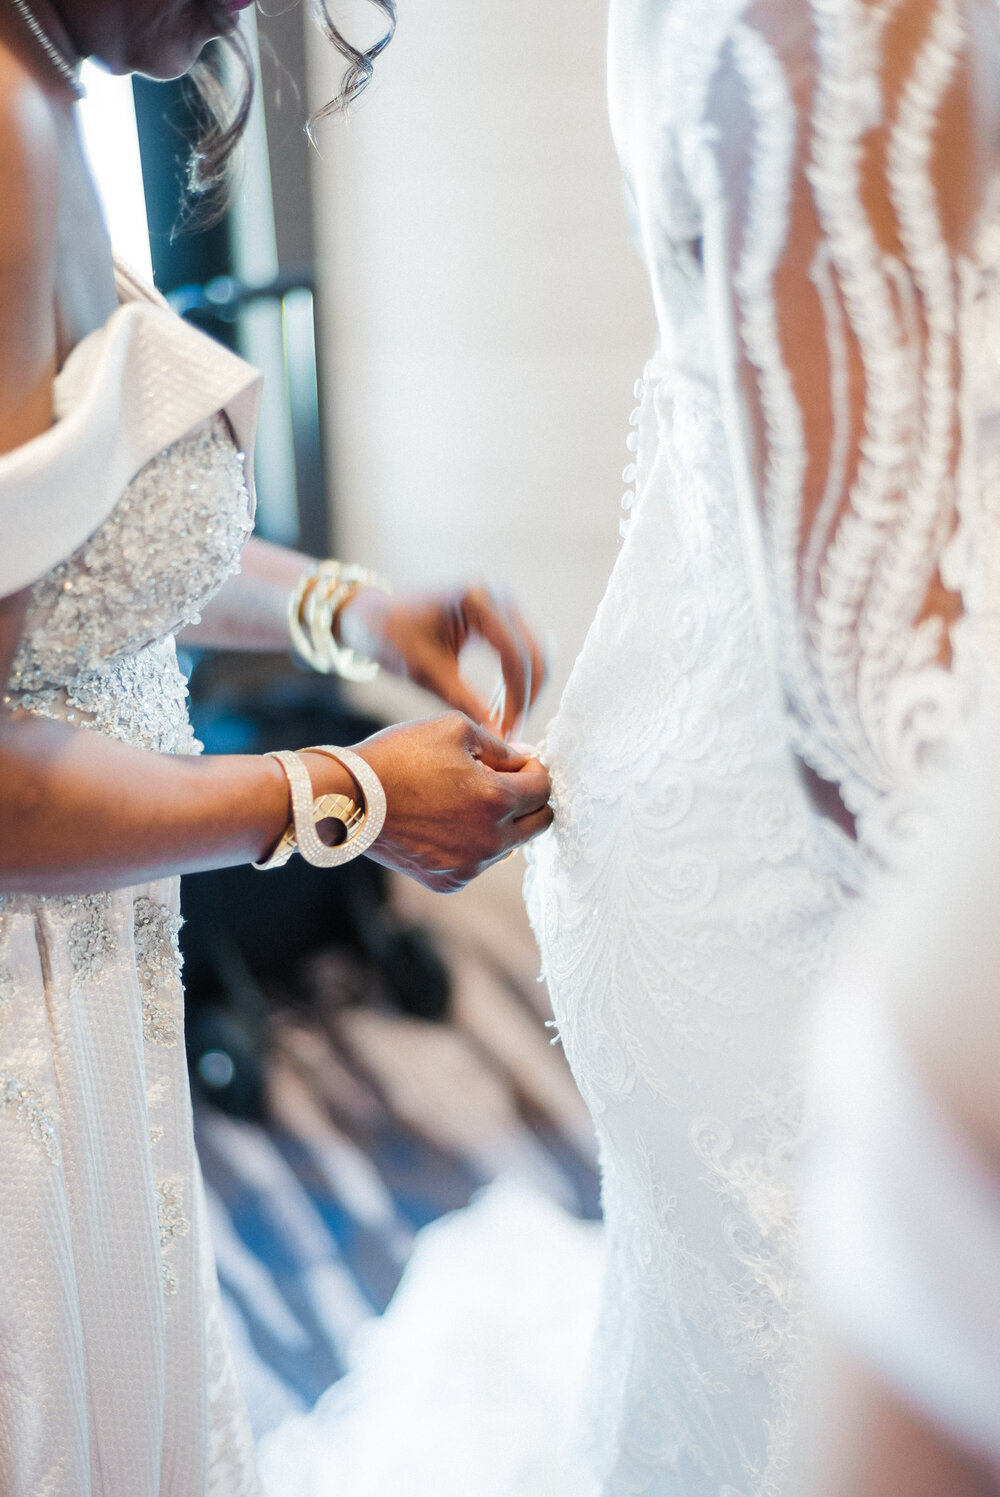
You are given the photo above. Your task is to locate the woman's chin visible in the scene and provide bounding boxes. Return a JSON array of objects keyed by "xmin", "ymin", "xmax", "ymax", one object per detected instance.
[
  {"xmin": 110, "ymin": 32, "xmax": 213, "ymax": 81},
  {"xmin": 94, "ymin": 3, "xmax": 224, "ymax": 80},
  {"xmin": 135, "ymin": 47, "xmax": 211, "ymax": 81}
]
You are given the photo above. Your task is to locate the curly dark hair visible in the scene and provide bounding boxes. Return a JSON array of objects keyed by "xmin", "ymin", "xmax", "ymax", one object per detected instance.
[{"xmin": 185, "ymin": 0, "xmax": 397, "ymax": 212}]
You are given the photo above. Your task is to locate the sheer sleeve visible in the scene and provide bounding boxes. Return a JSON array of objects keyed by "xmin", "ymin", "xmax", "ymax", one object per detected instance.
[{"xmin": 689, "ymin": 0, "xmax": 1000, "ymax": 843}]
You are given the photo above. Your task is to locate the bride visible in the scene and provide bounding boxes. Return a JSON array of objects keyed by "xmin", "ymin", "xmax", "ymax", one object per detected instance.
[
  {"xmin": 525, "ymin": 0, "xmax": 1000, "ymax": 1491},
  {"xmin": 0, "ymin": 1, "xmax": 552, "ymax": 1492}
]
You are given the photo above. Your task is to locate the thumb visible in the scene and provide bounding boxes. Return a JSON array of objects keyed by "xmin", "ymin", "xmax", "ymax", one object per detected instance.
[{"xmin": 465, "ymin": 719, "xmax": 530, "ymax": 772}]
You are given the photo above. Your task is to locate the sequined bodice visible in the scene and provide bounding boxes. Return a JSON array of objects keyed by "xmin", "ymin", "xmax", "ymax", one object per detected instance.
[{"xmin": 5, "ymin": 414, "xmax": 252, "ymax": 754}]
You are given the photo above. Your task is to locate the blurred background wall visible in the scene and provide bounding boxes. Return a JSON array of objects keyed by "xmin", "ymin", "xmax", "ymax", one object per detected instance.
[{"xmin": 302, "ymin": 0, "xmax": 653, "ymax": 731}]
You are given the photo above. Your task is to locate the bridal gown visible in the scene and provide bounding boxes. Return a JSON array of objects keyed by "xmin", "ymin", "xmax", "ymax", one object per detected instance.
[
  {"xmin": 0, "ymin": 262, "xmax": 263, "ymax": 1496},
  {"xmin": 525, "ymin": 0, "xmax": 1000, "ymax": 1492}
]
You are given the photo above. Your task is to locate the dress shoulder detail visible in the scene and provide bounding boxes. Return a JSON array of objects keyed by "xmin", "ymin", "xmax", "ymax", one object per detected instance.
[{"xmin": 0, "ymin": 295, "xmax": 261, "ymax": 596}]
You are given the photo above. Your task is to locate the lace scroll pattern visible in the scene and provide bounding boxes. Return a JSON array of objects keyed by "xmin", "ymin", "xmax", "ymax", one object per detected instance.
[
  {"xmin": 134, "ymin": 897, "xmax": 184, "ymax": 1049},
  {"xmin": 527, "ymin": 354, "xmax": 846, "ymax": 1495}
]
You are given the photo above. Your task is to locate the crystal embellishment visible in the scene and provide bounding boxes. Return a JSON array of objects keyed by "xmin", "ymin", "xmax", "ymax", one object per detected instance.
[
  {"xmin": 0, "ymin": 1073, "xmax": 59, "ymax": 1163},
  {"xmin": 67, "ymin": 896, "xmax": 117, "ymax": 986},
  {"xmin": 133, "ymin": 898, "xmax": 183, "ymax": 1047},
  {"xmin": 5, "ymin": 415, "xmax": 252, "ymax": 755},
  {"xmin": 156, "ymin": 1175, "xmax": 191, "ymax": 1294}
]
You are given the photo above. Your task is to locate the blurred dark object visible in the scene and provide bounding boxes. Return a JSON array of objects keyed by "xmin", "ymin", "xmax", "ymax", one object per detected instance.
[
  {"xmin": 181, "ymin": 662, "xmax": 451, "ymax": 1121},
  {"xmin": 167, "ymin": 268, "xmax": 328, "ymax": 556}
]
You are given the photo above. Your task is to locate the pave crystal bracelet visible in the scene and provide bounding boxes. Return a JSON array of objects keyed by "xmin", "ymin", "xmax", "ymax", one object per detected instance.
[
  {"xmin": 254, "ymin": 745, "xmax": 387, "ymax": 871},
  {"xmin": 287, "ymin": 560, "xmax": 391, "ymax": 682}
]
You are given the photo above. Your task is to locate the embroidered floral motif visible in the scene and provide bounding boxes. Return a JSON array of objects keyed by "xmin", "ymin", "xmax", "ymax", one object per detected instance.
[
  {"xmin": 0, "ymin": 966, "xmax": 13, "ymax": 1030},
  {"xmin": 525, "ymin": 356, "xmax": 843, "ymax": 1495},
  {"xmin": 156, "ymin": 1175, "xmax": 191, "ymax": 1294},
  {"xmin": 526, "ymin": 3, "xmax": 1000, "ymax": 1487},
  {"xmin": 0, "ymin": 915, "xmax": 13, "ymax": 1030},
  {"xmin": 3, "ymin": 415, "xmax": 251, "ymax": 755},
  {"xmin": 133, "ymin": 898, "xmax": 183, "ymax": 1047},
  {"xmin": 205, "ymin": 1284, "xmax": 263, "ymax": 1494},
  {"xmin": 0, "ymin": 1073, "xmax": 58, "ymax": 1163},
  {"xmin": 67, "ymin": 895, "xmax": 117, "ymax": 986}
]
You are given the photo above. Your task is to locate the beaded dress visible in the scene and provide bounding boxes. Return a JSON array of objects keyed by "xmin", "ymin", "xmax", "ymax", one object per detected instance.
[
  {"xmin": 525, "ymin": 0, "xmax": 1000, "ymax": 1492},
  {"xmin": 0, "ymin": 262, "xmax": 262, "ymax": 1497}
]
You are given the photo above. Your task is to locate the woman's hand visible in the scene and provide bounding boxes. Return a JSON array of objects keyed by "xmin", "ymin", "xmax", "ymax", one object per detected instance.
[
  {"xmin": 338, "ymin": 585, "xmax": 546, "ymax": 738},
  {"xmin": 352, "ymin": 712, "xmax": 552, "ymax": 892}
]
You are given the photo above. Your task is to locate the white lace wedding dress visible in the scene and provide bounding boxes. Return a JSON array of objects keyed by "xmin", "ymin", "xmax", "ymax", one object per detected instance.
[
  {"xmin": 0, "ymin": 262, "xmax": 263, "ymax": 1496},
  {"xmin": 525, "ymin": 0, "xmax": 1000, "ymax": 1492}
]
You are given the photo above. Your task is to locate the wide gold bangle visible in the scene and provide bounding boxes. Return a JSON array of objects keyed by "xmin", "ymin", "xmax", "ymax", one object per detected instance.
[
  {"xmin": 253, "ymin": 745, "xmax": 387, "ymax": 871},
  {"xmin": 287, "ymin": 560, "xmax": 391, "ymax": 682},
  {"xmin": 253, "ymin": 791, "xmax": 363, "ymax": 871}
]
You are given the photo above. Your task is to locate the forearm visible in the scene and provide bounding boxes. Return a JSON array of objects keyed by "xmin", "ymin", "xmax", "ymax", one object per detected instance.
[
  {"xmin": 176, "ymin": 536, "xmax": 314, "ymax": 652},
  {"xmin": 0, "ymin": 713, "xmax": 354, "ymax": 893}
]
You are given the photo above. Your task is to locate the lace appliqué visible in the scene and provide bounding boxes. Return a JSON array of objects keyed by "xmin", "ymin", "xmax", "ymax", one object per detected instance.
[
  {"xmin": 712, "ymin": 0, "xmax": 979, "ymax": 859},
  {"xmin": 529, "ymin": 0, "xmax": 1000, "ymax": 1491},
  {"xmin": 66, "ymin": 894, "xmax": 117, "ymax": 987},
  {"xmin": 5, "ymin": 414, "xmax": 251, "ymax": 755},
  {"xmin": 0, "ymin": 915, "xmax": 13, "ymax": 1031},
  {"xmin": 526, "ymin": 353, "xmax": 843, "ymax": 1495},
  {"xmin": 205, "ymin": 1283, "xmax": 263, "ymax": 1496},
  {"xmin": 0, "ymin": 967, "xmax": 12, "ymax": 1031},
  {"xmin": 688, "ymin": 1093, "xmax": 804, "ymax": 1367},
  {"xmin": 156, "ymin": 1174, "xmax": 191, "ymax": 1294},
  {"xmin": 133, "ymin": 897, "xmax": 183, "ymax": 1047},
  {"xmin": 0, "ymin": 1073, "xmax": 59, "ymax": 1164},
  {"xmin": 9, "ymin": 640, "xmax": 202, "ymax": 757}
]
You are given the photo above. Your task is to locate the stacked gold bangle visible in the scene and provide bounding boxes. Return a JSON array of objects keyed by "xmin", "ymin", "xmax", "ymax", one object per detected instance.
[
  {"xmin": 254, "ymin": 745, "xmax": 387, "ymax": 871},
  {"xmin": 287, "ymin": 560, "xmax": 390, "ymax": 681}
]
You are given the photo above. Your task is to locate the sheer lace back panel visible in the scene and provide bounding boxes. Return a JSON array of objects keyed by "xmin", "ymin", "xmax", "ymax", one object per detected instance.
[{"xmin": 618, "ymin": 0, "xmax": 1000, "ymax": 853}]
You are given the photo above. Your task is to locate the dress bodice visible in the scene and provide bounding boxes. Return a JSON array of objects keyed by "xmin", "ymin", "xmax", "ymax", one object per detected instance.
[
  {"xmin": 6, "ymin": 416, "xmax": 252, "ymax": 754},
  {"xmin": 1, "ymin": 264, "xmax": 260, "ymax": 754},
  {"xmin": 608, "ymin": 0, "xmax": 1000, "ymax": 857}
]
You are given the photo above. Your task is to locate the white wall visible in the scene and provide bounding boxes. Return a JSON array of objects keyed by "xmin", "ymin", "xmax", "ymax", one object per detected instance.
[{"xmin": 305, "ymin": 0, "xmax": 653, "ymax": 735}]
